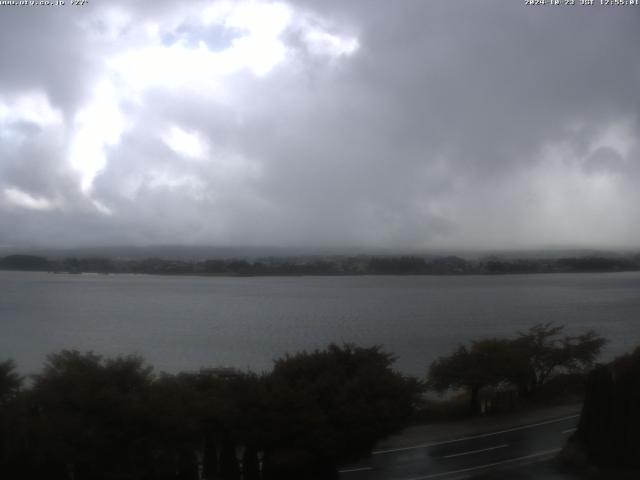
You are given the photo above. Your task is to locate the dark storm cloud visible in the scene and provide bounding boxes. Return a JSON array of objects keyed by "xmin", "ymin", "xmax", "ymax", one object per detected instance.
[{"xmin": 0, "ymin": 0, "xmax": 638, "ymax": 249}]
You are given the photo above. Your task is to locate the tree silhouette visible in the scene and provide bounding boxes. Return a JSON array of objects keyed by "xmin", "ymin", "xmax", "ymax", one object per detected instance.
[
  {"xmin": 262, "ymin": 344, "xmax": 423, "ymax": 476},
  {"xmin": 0, "ymin": 360, "xmax": 21, "ymax": 404},
  {"xmin": 428, "ymin": 339, "xmax": 513, "ymax": 413},
  {"xmin": 1, "ymin": 345, "xmax": 423, "ymax": 478},
  {"xmin": 513, "ymin": 323, "xmax": 606, "ymax": 397},
  {"xmin": 428, "ymin": 324, "xmax": 607, "ymax": 412},
  {"xmin": 573, "ymin": 345, "xmax": 640, "ymax": 467}
]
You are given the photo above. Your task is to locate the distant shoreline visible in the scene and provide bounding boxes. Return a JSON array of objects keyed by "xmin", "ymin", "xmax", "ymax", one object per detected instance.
[{"xmin": 1, "ymin": 252, "xmax": 638, "ymax": 277}]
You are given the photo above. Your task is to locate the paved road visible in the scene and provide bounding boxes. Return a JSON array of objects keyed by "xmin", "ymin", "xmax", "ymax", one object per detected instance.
[{"xmin": 339, "ymin": 415, "xmax": 579, "ymax": 480}]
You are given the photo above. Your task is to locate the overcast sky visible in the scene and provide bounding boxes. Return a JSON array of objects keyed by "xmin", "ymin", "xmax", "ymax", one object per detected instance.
[{"xmin": 0, "ymin": 0, "xmax": 638, "ymax": 251}]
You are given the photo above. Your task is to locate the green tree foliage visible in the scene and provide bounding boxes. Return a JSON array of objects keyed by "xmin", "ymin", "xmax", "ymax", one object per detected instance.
[
  {"xmin": 168, "ymin": 367, "xmax": 265, "ymax": 479},
  {"xmin": 0, "ymin": 360, "xmax": 23, "ymax": 475},
  {"xmin": 368, "ymin": 256, "xmax": 428, "ymax": 274},
  {"xmin": 3, "ymin": 252, "xmax": 640, "ymax": 275},
  {"xmin": 0, "ymin": 360, "xmax": 22, "ymax": 404},
  {"xmin": 573, "ymin": 346, "xmax": 640, "ymax": 468},
  {"xmin": 556, "ymin": 257, "xmax": 636, "ymax": 272},
  {"xmin": 428, "ymin": 339, "xmax": 513, "ymax": 413},
  {"xmin": 262, "ymin": 344, "xmax": 424, "ymax": 478},
  {"xmin": 512, "ymin": 323, "xmax": 606, "ymax": 398},
  {"xmin": 0, "ymin": 345, "xmax": 422, "ymax": 479},
  {"xmin": 0, "ymin": 254, "xmax": 50, "ymax": 271},
  {"xmin": 427, "ymin": 324, "xmax": 606, "ymax": 412},
  {"xmin": 25, "ymin": 351, "xmax": 159, "ymax": 479}
]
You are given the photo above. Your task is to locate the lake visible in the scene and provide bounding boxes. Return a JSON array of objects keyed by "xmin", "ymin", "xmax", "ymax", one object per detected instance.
[{"xmin": 1, "ymin": 270, "xmax": 639, "ymax": 377}]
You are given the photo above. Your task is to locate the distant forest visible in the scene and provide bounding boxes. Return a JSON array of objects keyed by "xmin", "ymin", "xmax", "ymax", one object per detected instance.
[{"xmin": 1, "ymin": 253, "xmax": 639, "ymax": 276}]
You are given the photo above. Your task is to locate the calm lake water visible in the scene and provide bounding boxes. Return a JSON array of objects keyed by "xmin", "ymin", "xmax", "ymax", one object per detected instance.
[{"xmin": 1, "ymin": 271, "xmax": 639, "ymax": 376}]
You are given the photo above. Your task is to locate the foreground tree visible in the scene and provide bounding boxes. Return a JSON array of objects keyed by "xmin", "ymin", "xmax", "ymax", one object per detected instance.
[
  {"xmin": 261, "ymin": 344, "xmax": 424, "ymax": 479},
  {"xmin": 170, "ymin": 367, "xmax": 265, "ymax": 480},
  {"xmin": 0, "ymin": 359, "xmax": 24, "ymax": 476},
  {"xmin": 428, "ymin": 324, "xmax": 607, "ymax": 412},
  {"xmin": 0, "ymin": 360, "xmax": 21, "ymax": 404},
  {"xmin": 570, "ymin": 345, "xmax": 640, "ymax": 468},
  {"xmin": 512, "ymin": 323, "xmax": 606, "ymax": 398},
  {"xmin": 25, "ymin": 350, "xmax": 159, "ymax": 480},
  {"xmin": 428, "ymin": 339, "xmax": 513, "ymax": 413}
]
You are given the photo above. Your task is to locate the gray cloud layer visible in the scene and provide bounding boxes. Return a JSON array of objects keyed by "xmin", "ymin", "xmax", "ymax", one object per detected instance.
[{"xmin": 1, "ymin": 0, "xmax": 638, "ymax": 250}]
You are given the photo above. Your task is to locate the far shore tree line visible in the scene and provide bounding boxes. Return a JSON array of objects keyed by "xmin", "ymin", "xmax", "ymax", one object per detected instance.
[
  {"xmin": 0, "ymin": 324, "xmax": 612, "ymax": 479},
  {"xmin": 1, "ymin": 253, "xmax": 639, "ymax": 276}
]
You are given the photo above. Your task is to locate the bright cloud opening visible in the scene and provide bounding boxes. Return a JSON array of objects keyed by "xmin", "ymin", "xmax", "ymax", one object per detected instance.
[
  {"xmin": 164, "ymin": 126, "xmax": 207, "ymax": 159},
  {"xmin": 108, "ymin": 2, "xmax": 294, "ymax": 93},
  {"xmin": 303, "ymin": 28, "xmax": 359, "ymax": 57},
  {"xmin": 68, "ymin": 81, "xmax": 127, "ymax": 193},
  {"xmin": 4, "ymin": 187, "xmax": 56, "ymax": 211},
  {"xmin": 0, "ymin": 92, "xmax": 62, "ymax": 127}
]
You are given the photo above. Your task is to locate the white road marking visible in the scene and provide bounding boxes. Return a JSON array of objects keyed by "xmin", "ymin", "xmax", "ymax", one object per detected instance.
[
  {"xmin": 403, "ymin": 448, "xmax": 562, "ymax": 480},
  {"xmin": 338, "ymin": 466, "xmax": 373, "ymax": 473},
  {"xmin": 442, "ymin": 443, "xmax": 508, "ymax": 459},
  {"xmin": 562, "ymin": 427, "xmax": 577, "ymax": 434},
  {"xmin": 372, "ymin": 414, "xmax": 579, "ymax": 455}
]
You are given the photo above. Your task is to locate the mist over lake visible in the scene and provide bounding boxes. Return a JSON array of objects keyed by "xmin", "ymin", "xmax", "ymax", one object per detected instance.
[{"xmin": 1, "ymin": 270, "xmax": 638, "ymax": 376}]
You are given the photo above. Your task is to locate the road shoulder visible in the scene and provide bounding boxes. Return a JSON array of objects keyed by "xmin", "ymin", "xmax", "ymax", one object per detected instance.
[{"xmin": 375, "ymin": 403, "xmax": 582, "ymax": 452}]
